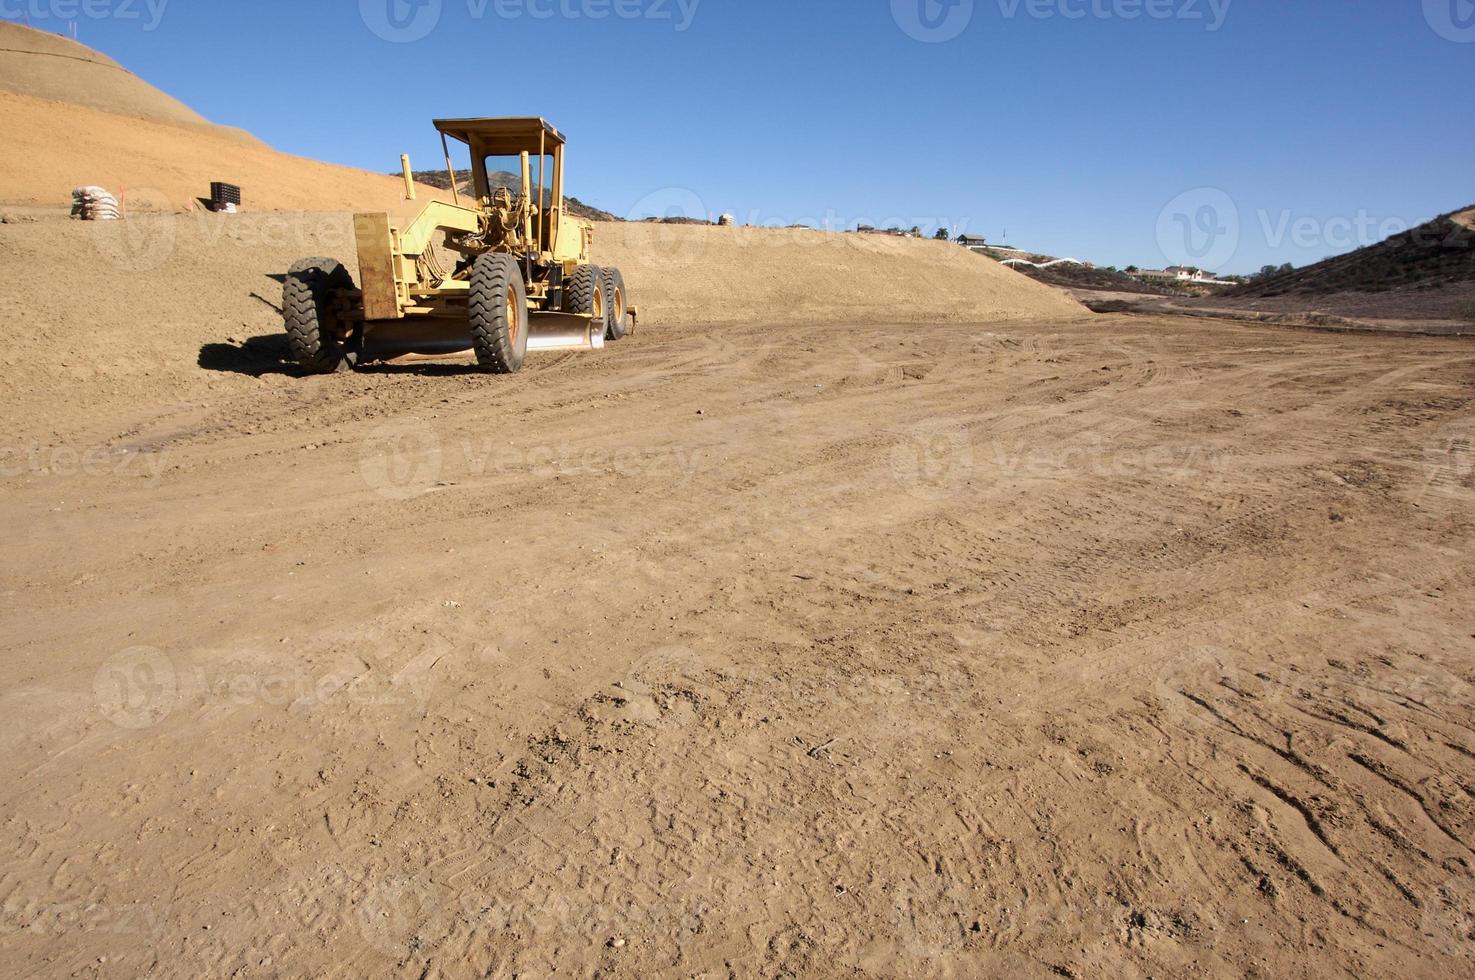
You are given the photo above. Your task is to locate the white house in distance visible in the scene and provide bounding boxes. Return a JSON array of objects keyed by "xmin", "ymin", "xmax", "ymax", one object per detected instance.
[
  {"xmin": 1135, "ymin": 265, "xmax": 1221, "ymax": 283},
  {"xmin": 956, "ymin": 236, "xmax": 1043, "ymax": 258}
]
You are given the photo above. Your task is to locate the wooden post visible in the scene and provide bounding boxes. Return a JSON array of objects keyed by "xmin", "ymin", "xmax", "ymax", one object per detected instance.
[{"xmin": 401, "ymin": 155, "xmax": 415, "ymax": 200}]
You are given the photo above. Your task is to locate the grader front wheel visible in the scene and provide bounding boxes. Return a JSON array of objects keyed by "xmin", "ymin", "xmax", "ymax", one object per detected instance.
[
  {"xmin": 470, "ymin": 253, "xmax": 529, "ymax": 374},
  {"xmin": 283, "ymin": 257, "xmax": 358, "ymax": 374}
]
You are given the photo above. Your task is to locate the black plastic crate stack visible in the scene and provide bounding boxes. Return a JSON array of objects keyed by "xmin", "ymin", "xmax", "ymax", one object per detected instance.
[{"xmin": 210, "ymin": 182, "xmax": 242, "ymax": 212}]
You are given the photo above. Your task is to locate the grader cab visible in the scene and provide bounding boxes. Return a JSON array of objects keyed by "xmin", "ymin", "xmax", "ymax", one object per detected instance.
[{"xmin": 282, "ymin": 117, "xmax": 633, "ymax": 374}]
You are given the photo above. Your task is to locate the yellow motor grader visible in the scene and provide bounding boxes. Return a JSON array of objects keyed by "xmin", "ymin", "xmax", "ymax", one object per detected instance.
[{"xmin": 283, "ymin": 117, "xmax": 633, "ymax": 374}]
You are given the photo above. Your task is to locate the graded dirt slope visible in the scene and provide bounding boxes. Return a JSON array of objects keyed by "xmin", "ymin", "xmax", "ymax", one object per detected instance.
[
  {"xmin": 2, "ymin": 240, "xmax": 1473, "ymax": 977},
  {"xmin": 0, "ymin": 20, "xmax": 212, "ymax": 126},
  {"xmin": 0, "ymin": 213, "xmax": 1085, "ymax": 445},
  {"xmin": 0, "ymin": 90, "xmax": 454, "ymax": 212},
  {"xmin": 0, "ymin": 22, "xmax": 450, "ymax": 211},
  {"xmin": 596, "ymin": 222, "xmax": 1086, "ymax": 327}
]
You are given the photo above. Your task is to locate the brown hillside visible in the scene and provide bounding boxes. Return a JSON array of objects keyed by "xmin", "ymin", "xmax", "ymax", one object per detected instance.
[
  {"xmin": 0, "ymin": 21, "xmax": 227, "ymax": 130},
  {"xmin": 595, "ymin": 223, "xmax": 1086, "ymax": 326},
  {"xmin": 0, "ymin": 21, "xmax": 451, "ymax": 212},
  {"xmin": 1227, "ymin": 206, "xmax": 1475, "ymax": 298},
  {"xmin": 0, "ymin": 90, "xmax": 452, "ymax": 212},
  {"xmin": 1207, "ymin": 205, "xmax": 1475, "ymax": 321}
]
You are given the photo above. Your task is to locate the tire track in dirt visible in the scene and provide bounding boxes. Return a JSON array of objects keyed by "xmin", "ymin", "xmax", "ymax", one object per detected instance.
[{"xmin": 4, "ymin": 315, "xmax": 1475, "ymax": 977}]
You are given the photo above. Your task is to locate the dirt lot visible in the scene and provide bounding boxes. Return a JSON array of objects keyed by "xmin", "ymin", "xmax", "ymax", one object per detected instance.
[
  {"xmin": 1074, "ymin": 291, "xmax": 1474, "ymax": 338},
  {"xmin": 1177, "ymin": 286, "xmax": 1475, "ymax": 327},
  {"xmin": 3, "ymin": 237, "xmax": 1475, "ymax": 978}
]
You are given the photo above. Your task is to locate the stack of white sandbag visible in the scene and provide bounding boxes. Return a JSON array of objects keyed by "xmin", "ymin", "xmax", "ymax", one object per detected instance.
[{"xmin": 71, "ymin": 186, "xmax": 121, "ymax": 221}]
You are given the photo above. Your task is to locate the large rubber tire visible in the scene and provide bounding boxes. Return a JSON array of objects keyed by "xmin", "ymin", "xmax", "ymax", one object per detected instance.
[
  {"xmin": 602, "ymin": 267, "xmax": 631, "ymax": 341},
  {"xmin": 563, "ymin": 264, "xmax": 608, "ymax": 340},
  {"xmin": 470, "ymin": 253, "xmax": 529, "ymax": 373},
  {"xmin": 283, "ymin": 257, "xmax": 357, "ymax": 374}
]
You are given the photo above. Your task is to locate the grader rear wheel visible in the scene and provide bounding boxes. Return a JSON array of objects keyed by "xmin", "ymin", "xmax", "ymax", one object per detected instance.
[
  {"xmin": 470, "ymin": 253, "xmax": 529, "ymax": 374},
  {"xmin": 563, "ymin": 264, "xmax": 608, "ymax": 338},
  {"xmin": 602, "ymin": 267, "xmax": 631, "ymax": 341}
]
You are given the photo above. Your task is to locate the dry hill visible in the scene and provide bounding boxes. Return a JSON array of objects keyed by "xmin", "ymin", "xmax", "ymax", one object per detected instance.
[
  {"xmin": 597, "ymin": 223, "xmax": 1083, "ymax": 326},
  {"xmin": 0, "ymin": 89, "xmax": 454, "ymax": 212},
  {"xmin": 0, "ymin": 20, "xmax": 215, "ymax": 127},
  {"xmin": 1206, "ymin": 205, "xmax": 1475, "ymax": 321},
  {"xmin": 0, "ymin": 21, "xmax": 450, "ymax": 212}
]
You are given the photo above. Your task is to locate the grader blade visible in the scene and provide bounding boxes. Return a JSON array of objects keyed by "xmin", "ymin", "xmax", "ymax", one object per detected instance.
[
  {"xmin": 359, "ymin": 312, "xmax": 604, "ymax": 362},
  {"xmin": 526, "ymin": 312, "xmax": 606, "ymax": 352},
  {"xmin": 360, "ymin": 318, "xmax": 473, "ymax": 360}
]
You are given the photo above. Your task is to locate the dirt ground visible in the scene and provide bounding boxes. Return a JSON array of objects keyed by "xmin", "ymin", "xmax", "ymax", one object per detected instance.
[
  {"xmin": 4, "ymin": 22, "xmax": 1471, "ymax": 979},
  {"xmin": 3, "ymin": 210, "xmax": 1475, "ymax": 977},
  {"xmin": 1072, "ymin": 290, "xmax": 1474, "ymax": 338},
  {"xmin": 0, "ymin": 211, "xmax": 1082, "ymax": 447},
  {"xmin": 1176, "ymin": 286, "xmax": 1475, "ymax": 327}
]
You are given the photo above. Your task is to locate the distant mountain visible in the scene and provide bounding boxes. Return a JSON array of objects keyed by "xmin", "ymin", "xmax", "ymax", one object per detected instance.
[
  {"xmin": 399, "ymin": 169, "xmax": 621, "ymax": 223},
  {"xmin": 1226, "ymin": 206, "xmax": 1475, "ymax": 298}
]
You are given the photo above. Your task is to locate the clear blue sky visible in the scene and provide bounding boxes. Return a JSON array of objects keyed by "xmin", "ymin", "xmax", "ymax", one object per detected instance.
[{"xmin": 8, "ymin": 0, "xmax": 1472, "ymax": 272}]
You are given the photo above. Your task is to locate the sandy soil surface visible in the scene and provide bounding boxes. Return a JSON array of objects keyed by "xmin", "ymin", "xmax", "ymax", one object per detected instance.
[
  {"xmin": 595, "ymin": 222, "xmax": 1084, "ymax": 328},
  {"xmin": 1177, "ymin": 286, "xmax": 1475, "ymax": 326},
  {"xmin": 0, "ymin": 212, "xmax": 1082, "ymax": 443},
  {"xmin": 1074, "ymin": 291, "xmax": 1474, "ymax": 338},
  {"xmin": 2, "ymin": 209, "xmax": 1475, "ymax": 978}
]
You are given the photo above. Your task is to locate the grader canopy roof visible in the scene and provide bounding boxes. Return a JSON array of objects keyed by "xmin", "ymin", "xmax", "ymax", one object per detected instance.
[{"xmin": 433, "ymin": 117, "xmax": 566, "ymax": 153}]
